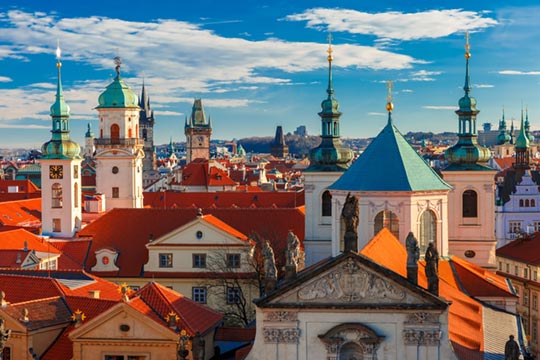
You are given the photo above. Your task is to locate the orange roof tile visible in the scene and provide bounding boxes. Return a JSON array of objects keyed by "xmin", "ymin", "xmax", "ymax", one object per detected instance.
[
  {"xmin": 0, "ymin": 228, "xmax": 60, "ymax": 253},
  {"xmin": 49, "ymin": 238, "xmax": 92, "ymax": 269},
  {"xmin": 215, "ymin": 326, "xmax": 256, "ymax": 342},
  {"xmin": 134, "ymin": 282, "xmax": 223, "ymax": 336},
  {"xmin": 0, "ymin": 198, "xmax": 41, "ymax": 227},
  {"xmin": 202, "ymin": 214, "xmax": 249, "ymax": 241},
  {"xmin": 3, "ymin": 296, "xmax": 72, "ymax": 330},
  {"xmin": 497, "ymin": 232, "xmax": 540, "ymax": 265}
]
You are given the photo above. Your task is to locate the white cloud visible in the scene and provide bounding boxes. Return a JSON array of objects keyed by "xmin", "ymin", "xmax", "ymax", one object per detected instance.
[
  {"xmin": 368, "ymin": 112, "xmax": 387, "ymax": 116},
  {"xmin": 401, "ymin": 89, "xmax": 413, "ymax": 93},
  {"xmin": 154, "ymin": 110, "xmax": 184, "ymax": 116},
  {"xmin": 473, "ymin": 84, "xmax": 494, "ymax": 88},
  {"xmin": 285, "ymin": 8, "xmax": 497, "ymax": 41},
  {"xmin": 423, "ymin": 106, "xmax": 456, "ymax": 110},
  {"xmin": 499, "ymin": 70, "xmax": 540, "ymax": 75},
  {"xmin": 406, "ymin": 70, "xmax": 443, "ymax": 82},
  {"xmin": 0, "ymin": 76, "xmax": 12, "ymax": 82},
  {"xmin": 0, "ymin": 123, "xmax": 49, "ymax": 129}
]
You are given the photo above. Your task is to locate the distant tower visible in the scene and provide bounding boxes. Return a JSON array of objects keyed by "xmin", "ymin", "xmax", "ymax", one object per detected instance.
[
  {"xmin": 94, "ymin": 57, "xmax": 144, "ymax": 209},
  {"xmin": 525, "ymin": 107, "xmax": 534, "ymax": 143},
  {"xmin": 139, "ymin": 81, "xmax": 156, "ymax": 171},
  {"xmin": 185, "ymin": 99, "xmax": 212, "ymax": 163},
  {"xmin": 514, "ymin": 111, "xmax": 530, "ymax": 170},
  {"xmin": 303, "ymin": 35, "xmax": 354, "ymax": 265},
  {"xmin": 84, "ymin": 123, "xmax": 95, "ymax": 158},
  {"xmin": 442, "ymin": 33, "xmax": 497, "ymax": 269},
  {"xmin": 270, "ymin": 125, "xmax": 289, "ymax": 158},
  {"xmin": 41, "ymin": 44, "xmax": 82, "ymax": 237},
  {"xmin": 496, "ymin": 109, "xmax": 510, "ymax": 145}
]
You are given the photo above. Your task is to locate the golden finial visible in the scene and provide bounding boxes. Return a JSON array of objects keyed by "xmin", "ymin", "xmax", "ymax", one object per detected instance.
[
  {"xmin": 55, "ymin": 39, "xmax": 62, "ymax": 68},
  {"xmin": 386, "ymin": 80, "xmax": 394, "ymax": 112},
  {"xmin": 327, "ymin": 33, "xmax": 333, "ymax": 62},
  {"xmin": 464, "ymin": 31, "xmax": 470, "ymax": 59},
  {"xmin": 71, "ymin": 309, "xmax": 86, "ymax": 323}
]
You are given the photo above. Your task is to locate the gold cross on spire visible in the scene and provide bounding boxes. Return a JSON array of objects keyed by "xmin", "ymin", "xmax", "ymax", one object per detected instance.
[
  {"xmin": 465, "ymin": 31, "xmax": 470, "ymax": 59},
  {"xmin": 327, "ymin": 33, "xmax": 333, "ymax": 62},
  {"xmin": 386, "ymin": 80, "xmax": 394, "ymax": 112}
]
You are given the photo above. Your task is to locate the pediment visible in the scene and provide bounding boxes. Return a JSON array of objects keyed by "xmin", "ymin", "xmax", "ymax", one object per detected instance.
[{"xmin": 260, "ymin": 253, "xmax": 447, "ymax": 309}]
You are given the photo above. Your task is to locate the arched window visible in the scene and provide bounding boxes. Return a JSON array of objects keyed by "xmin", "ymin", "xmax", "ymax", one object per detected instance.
[
  {"xmin": 322, "ymin": 191, "xmax": 332, "ymax": 217},
  {"xmin": 374, "ymin": 210, "xmax": 399, "ymax": 239},
  {"xmin": 128, "ymin": 128, "xmax": 133, "ymax": 138},
  {"xmin": 462, "ymin": 190, "xmax": 478, "ymax": 218},
  {"xmin": 100, "ymin": 128, "xmax": 103, "ymax": 138},
  {"xmin": 419, "ymin": 210, "xmax": 437, "ymax": 253},
  {"xmin": 136, "ymin": 124, "xmax": 139, "ymax": 138},
  {"xmin": 74, "ymin": 183, "xmax": 79, "ymax": 208},
  {"xmin": 339, "ymin": 342, "xmax": 363, "ymax": 360},
  {"xmin": 52, "ymin": 183, "xmax": 63, "ymax": 208},
  {"xmin": 525, "ymin": 199, "xmax": 530, "ymax": 207},
  {"xmin": 532, "ymin": 199, "xmax": 536, "ymax": 207},
  {"xmin": 142, "ymin": 128, "xmax": 148, "ymax": 141},
  {"xmin": 110, "ymin": 124, "xmax": 120, "ymax": 144},
  {"xmin": 520, "ymin": 199, "xmax": 524, "ymax": 207}
]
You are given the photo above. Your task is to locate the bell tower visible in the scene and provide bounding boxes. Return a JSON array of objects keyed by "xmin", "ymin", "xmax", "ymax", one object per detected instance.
[
  {"xmin": 40, "ymin": 44, "xmax": 82, "ymax": 237},
  {"xmin": 185, "ymin": 98, "xmax": 212, "ymax": 164},
  {"xmin": 94, "ymin": 57, "xmax": 144, "ymax": 209}
]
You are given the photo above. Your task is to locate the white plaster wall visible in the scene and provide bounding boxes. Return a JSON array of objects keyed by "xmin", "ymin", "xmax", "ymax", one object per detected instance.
[
  {"xmin": 442, "ymin": 170, "xmax": 497, "ymax": 268},
  {"xmin": 41, "ymin": 159, "xmax": 82, "ymax": 237}
]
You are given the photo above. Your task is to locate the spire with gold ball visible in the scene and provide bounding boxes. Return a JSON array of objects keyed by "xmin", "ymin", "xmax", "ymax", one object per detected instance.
[
  {"xmin": 306, "ymin": 34, "xmax": 353, "ymax": 172},
  {"xmin": 444, "ymin": 32, "xmax": 491, "ymax": 169}
]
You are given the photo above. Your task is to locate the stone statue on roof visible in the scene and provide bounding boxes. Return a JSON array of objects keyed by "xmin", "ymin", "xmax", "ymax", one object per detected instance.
[
  {"xmin": 341, "ymin": 193, "xmax": 359, "ymax": 252},
  {"xmin": 505, "ymin": 335, "xmax": 520, "ymax": 360},
  {"xmin": 285, "ymin": 231, "xmax": 300, "ymax": 269},
  {"xmin": 405, "ymin": 232, "xmax": 420, "ymax": 285},
  {"xmin": 0, "ymin": 318, "xmax": 11, "ymax": 352},
  {"xmin": 425, "ymin": 242, "xmax": 439, "ymax": 296},
  {"xmin": 262, "ymin": 240, "xmax": 277, "ymax": 294}
]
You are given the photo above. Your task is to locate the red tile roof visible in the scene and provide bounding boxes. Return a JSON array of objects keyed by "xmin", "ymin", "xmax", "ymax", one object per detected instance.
[
  {"xmin": 0, "ymin": 228, "xmax": 60, "ymax": 253},
  {"xmin": 0, "ymin": 198, "xmax": 41, "ymax": 228},
  {"xmin": 497, "ymin": 232, "xmax": 540, "ymax": 265},
  {"xmin": 134, "ymin": 282, "xmax": 223, "ymax": 336},
  {"xmin": 360, "ymin": 228, "xmax": 515, "ymax": 357},
  {"xmin": 180, "ymin": 159, "xmax": 238, "ymax": 187},
  {"xmin": 215, "ymin": 326, "xmax": 256, "ymax": 342},
  {"xmin": 202, "ymin": 214, "xmax": 249, "ymax": 241},
  {"xmin": 0, "ymin": 250, "xmax": 38, "ymax": 268},
  {"xmin": 49, "ymin": 238, "xmax": 92, "ymax": 269},
  {"xmin": 143, "ymin": 190, "xmax": 304, "ymax": 209},
  {"xmin": 3, "ymin": 296, "xmax": 72, "ymax": 331},
  {"xmin": 79, "ymin": 207, "xmax": 304, "ymax": 277},
  {"xmin": 0, "ymin": 179, "xmax": 40, "ymax": 193}
]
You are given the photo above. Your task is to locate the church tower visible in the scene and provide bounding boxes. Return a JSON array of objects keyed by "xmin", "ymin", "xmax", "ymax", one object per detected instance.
[
  {"xmin": 303, "ymin": 36, "xmax": 354, "ymax": 265},
  {"xmin": 270, "ymin": 125, "xmax": 289, "ymax": 158},
  {"xmin": 41, "ymin": 45, "xmax": 82, "ymax": 237},
  {"xmin": 442, "ymin": 33, "xmax": 497, "ymax": 269},
  {"xmin": 139, "ymin": 81, "xmax": 156, "ymax": 171},
  {"xmin": 94, "ymin": 57, "xmax": 144, "ymax": 210},
  {"xmin": 84, "ymin": 123, "xmax": 95, "ymax": 158},
  {"xmin": 185, "ymin": 99, "xmax": 212, "ymax": 163}
]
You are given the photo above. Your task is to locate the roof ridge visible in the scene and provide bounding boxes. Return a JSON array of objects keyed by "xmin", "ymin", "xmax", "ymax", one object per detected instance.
[{"xmin": 9, "ymin": 295, "xmax": 63, "ymax": 306}]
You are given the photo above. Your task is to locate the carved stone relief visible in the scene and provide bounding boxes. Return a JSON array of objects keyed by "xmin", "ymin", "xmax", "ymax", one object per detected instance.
[
  {"xmin": 402, "ymin": 329, "xmax": 442, "ymax": 346},
  {"xmin": 405, "ymin": 312, "xmax": 439, "ymax": 325},
  {"xmin": 263, "ymin": 327, "xmax": 300, "ymax": 343},
  {"xmin": 319, "ymin": 323, "xmax": 383, "ymax": 360},
  {"xmin": 296, "ymin": 258, "xmax": 406, "ymax": 303},
  {"xmin": 264, "ymin": 311, "xmax": 298, "ymax": 322}
]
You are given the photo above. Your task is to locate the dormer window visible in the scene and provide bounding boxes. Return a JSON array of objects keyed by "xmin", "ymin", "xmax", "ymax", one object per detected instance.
[{"xmin": 92, "ymin": 248, "xmax": 120, "ymax": 272}]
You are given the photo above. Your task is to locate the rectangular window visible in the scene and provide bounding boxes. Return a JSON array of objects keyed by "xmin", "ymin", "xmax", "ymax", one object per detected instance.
[
  {"xmin": 192, "ymin": 287, "xmax": 207, "ymax": 304},
  {"xmin": 524, "ymin": 268, "xmax": 529, "ymax": 279},
  {"xmin": 227, "ymin": 253, "xmax": 241, "ymax": 268},
  {"xmin": 53, "ymin": 218, "xmax": 61, "ymax": 232},
  {"xmin": 533, "ymin": 294, "xmax": 537, "ymax": 310},
  {"xmin": 159, "ymin": 253, "xmax": 173, "ymax": 268},
  {"xmin": 2, "ymin": 348, "xmax": 10, "ymax": 360},
  {"xmin": 534, "ymin": 323, "xmax": 538, "ymax": 342},
  {"xmin": 515, "ymin": 265, "xmax": 519, "ymax": 276},
  {"xmin": 509, "ymin": 221, "xmax": 522, "ymax": 233},
  {"xmin": 227, "ymin": 287, "xmax": 241, "ymax": 304},
  {"xmin": 524, "ymin": 291, "xmax": 529, "ymax": 306},
  {"xmin": 112, "ymin": 187, "xmax": 120, "ymax": 198},
  {"xmin": 74, "ymin": 165, "xmax": 79, "ymax": 179},
  {"xmin": 534, "ymin": 270, "xmax": 538, "ymax": 281},
  {"xmin": 506, "ymin": 263, "xmax": 510, "ymax": 273},
  {"xmin": 535, "ymin": 221, "xmax": 540, "ymax": 233},
  {"xmin": 498, "ymin": 261, "xmax": 502, "ymax": 271},
  {"xmin": 192, "ymin": 254, "xmax": 207, "ymax": 268}
]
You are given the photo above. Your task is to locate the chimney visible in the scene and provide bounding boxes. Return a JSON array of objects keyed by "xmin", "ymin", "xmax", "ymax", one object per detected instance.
[{"xmin": 88, "ymin": 290, "xmax": 100, "ymax": 299}]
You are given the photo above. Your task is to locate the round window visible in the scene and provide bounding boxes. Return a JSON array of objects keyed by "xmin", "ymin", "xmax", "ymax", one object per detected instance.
[
  {"xmin": 464, "ymin": 250, "xmax": 476, "ymax": 258},
  {"xmin": 196, "ymin": 231, "xmax": 203, "ymax": 239},
  {"xmin": 112, "ymin": 166, "xmax": 119, "ymax": 174}
]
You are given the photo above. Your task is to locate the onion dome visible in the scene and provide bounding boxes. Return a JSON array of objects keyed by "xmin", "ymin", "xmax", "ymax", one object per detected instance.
[
  {"xmin": 516, "ymin": 112, "xmax": 530, "ymax": 149},
  {"xmin": 496, "ymin": 109, "xmax": 511, "ymax": 145},
  {"xmin": 41, "ymin": 45, "xmax": 81, "ymax": 160},
  {"xmin": 96, "ymin": 57, "xmax": 139, "ymax": 108},
  {"xmin": 525, "ymin": 108, "xmax": 534, "ymax": 143},
  {"xmin": 307, "ymin": 34, "xmax": 353, "ymax": 172},
  {"xmin": 444, "ymin": 33, "xmax": 491, "ymax": 170}
]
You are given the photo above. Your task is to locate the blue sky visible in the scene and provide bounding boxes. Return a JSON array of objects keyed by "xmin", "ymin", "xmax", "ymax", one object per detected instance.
[{"xmin": 0, "ymin": 0, "xmax": 539, "ymax": 148}]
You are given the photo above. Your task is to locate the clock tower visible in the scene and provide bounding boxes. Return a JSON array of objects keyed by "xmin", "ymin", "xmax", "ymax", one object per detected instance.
[
  {"xmin": 94, "ymin": 57, "xmax": 144, "ymax": 210},
  {"xmin": 41, "ymin": 45, "xmax": 82, "ymax": 237},
  {"xmin": 185, "ymin": 98, "xmax": 212, "ymax": 163}
]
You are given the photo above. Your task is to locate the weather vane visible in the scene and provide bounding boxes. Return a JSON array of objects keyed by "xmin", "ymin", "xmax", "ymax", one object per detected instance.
[
  {"xmin": 114, "ymin": 53, "xmax": 122, "ymax": 76},
  {"xmin": 327, "ymin": 33, "xmax": 333, "ymax": 62},
  {"xmin": 386, "ymin": 80, "xmax": 394, "ymax": 112},
  {"xmin": 465, "ymin": 31, "xmax": 470, "ymax": 59}
]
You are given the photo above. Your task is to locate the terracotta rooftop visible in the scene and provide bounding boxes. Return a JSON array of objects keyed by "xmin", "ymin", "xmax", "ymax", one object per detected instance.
[
  {"xmin": 0, "ymin": 198, "xmax": 41, "ymax": 228},
  {"xmin": 497, "ymin": 232, "xmax": 540, "ymax": 265}
]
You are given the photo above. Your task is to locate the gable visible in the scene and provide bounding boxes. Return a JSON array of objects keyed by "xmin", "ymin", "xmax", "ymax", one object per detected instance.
[
  {"xmin": 69, "ymin": 303, "xmax": 176, "ymax": 342},
  {"xmin": 148, "ymin": 217, "xmax": 249, "ymax": 248},
  {"xmin": 259, "ymin": 254, "xmax": 447, "ymax": 310}
]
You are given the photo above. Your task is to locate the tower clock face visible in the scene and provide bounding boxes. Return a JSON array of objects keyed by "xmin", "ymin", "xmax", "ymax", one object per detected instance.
[
  {"xmin": 49, "ymin": 165, "xmax": 63, "ymax": 179},
  {"xmin": 197, "ymin": 136, "xmax": 204, "ymax": 145}
]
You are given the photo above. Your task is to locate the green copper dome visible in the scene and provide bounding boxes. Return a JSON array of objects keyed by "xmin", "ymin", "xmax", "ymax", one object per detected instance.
[
  {"xmin": 516, "ymin": 117, "xmax": 530, "ymax": 149},
  {"xmin": 97, "ymin": 75, "xmax": 138, "ymax": 108},
  {"xmin": 41, "ymin": 139, "xmax": 81, "ymax": 159},
  {"xmin": 496, "ymin": 131, "xmax": 511, "ymax": 145},
  {"xmin": 445, "ymin": 140, "xmax": 491, "ymax": 165},
  {"xmin": 458, "ymin": 94, "xmax": 477, "ymax": 112}
]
